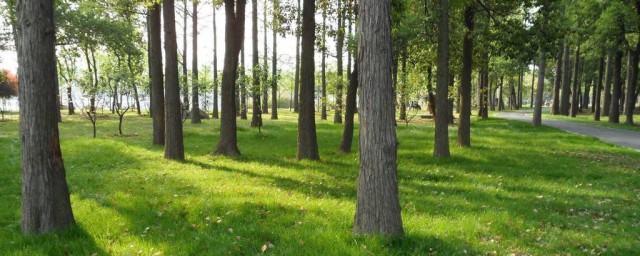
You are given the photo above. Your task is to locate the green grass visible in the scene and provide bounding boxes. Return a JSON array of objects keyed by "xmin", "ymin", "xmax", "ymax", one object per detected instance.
[
  {"xmin": 1, "ymin": 110, "xmax": 639, "ymax": 255},
  {"xmin": 541, "ymin": 112, "xmax": 640, "ymax": 133}
]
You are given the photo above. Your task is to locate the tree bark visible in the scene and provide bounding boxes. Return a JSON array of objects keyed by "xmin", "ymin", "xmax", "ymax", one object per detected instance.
[
  {"xmin": 240, "ymin": 47, "xmax": 248, "ymax": 119},
  {"xmin": 457, "ymin": 3, "xmax": 473, "ymax": 147},
  {"xmin": 594, "ymin": 57, "xmax": 604, "ymax": 121},
  {"xmin": 17, "ymin": 0, "xmax": 76, "ymax": 234},
  {"xmin": 339, "ymin": 65, "xmax": 358, "ymax": 153},
  {"xmin": 191, "ymin": 1, "xmax": 202, "ymax": 123},
  {"xmin": 271, "ymin": 1, "xmax": 279, "ymax": 120},
  {"xmin": 297, "ymin": 0, "xmax": 319, "ymax": 160},
  {"xmin": 570, "ymin": 46, "xmax": 580, "ymax": 117},
  {"xmin": 434, "ymin": 0, "xmax": 450, "ymax": 158},
  {"xmin": 353, "ymin": 0, "xmax": 403, "ymax": 236},
  {"xmin": 533, "ymin": 51, "xmax": 546, "ymax": 126},
  {"xmin": 398, "ymin": 51, "xmax": 407, "ymax": 121},
  {"xmin": 149, "ymin": 4, "xmax": 165, "ymax": 145},
  {"xmin": 334, "ymin": 0, "xmax": 345, "ymax": 124},
  {"xmin": 559, "ymin": 42, "xmax": 571, "ymax": 115},
  {"xmin": 609, "ymin": 50, "xmax": 623, "ymax": 124},
  {"xmin": 498, "ymin": 75, "xmax": 504, "ymax": 111},
  {"xmin": 320, "ymin": 8, "xmax": 327, "ymax": 120},
  {"xmin": 163, "ymin": 0, "xmax": 185, "ymax": 160},
  {"xmin": 293, "ymin": 0, "xmax": 301, "ymax": 113},
  {"xmin": 603, "ymin": 50, "xmax": 613, "ymax": 117},
  {"xmin": 625, "ymin": 44, "xmax": 639, "ymax": 125},
  {"xmin": 214, "ymin": 0, "xmax": 245, "ymax": 156},
  {"xmin": 262, "ymin": 0, "xmax": 269, "ymax": 114},
  {"xmin": 551, "ymin": 50, "xmax": 562, "ymax": 115},
  {"xmin": 251, "ymin": 0, "xmax": 262, "ymax": 127},
  {"xmin": 182, "ymin": 0, "xmax": 189, "ymax": 111},
  {"xmin": 213, "ymin": 6, "xmax": 219, "ymax": 119}
]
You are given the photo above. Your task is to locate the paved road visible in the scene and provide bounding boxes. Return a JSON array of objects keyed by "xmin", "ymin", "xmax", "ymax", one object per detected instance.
[{"xmin": 495, "ymin": 112, "xmax": 640, "ymax": 151}]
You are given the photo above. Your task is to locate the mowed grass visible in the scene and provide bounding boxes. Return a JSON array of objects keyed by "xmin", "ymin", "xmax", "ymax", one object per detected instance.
[
  {"xmin": 0, "ymin": 110, "xmax": 639, "ymax": 255},
  {"xmin": 541, "ymin": 111, "xmax": 640, "ymax": 133}
]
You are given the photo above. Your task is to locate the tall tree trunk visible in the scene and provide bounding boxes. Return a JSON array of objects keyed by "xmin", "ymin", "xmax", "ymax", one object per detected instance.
[
  {"xmin": 212, "ymin": 6, "xmax": 219, "ymax": 119},
  {"xmin": 603, "ymin": 50, "xmax": 613, "ymax": 117},
  {"xmin": 240, "ymin": 47, "xmax": 248, "ymax": 119},
  {"xmin": 149, "ymin": 4, "xmax": 165, "ymax": 145},
  {"xmin": 163, "ymin": 0, "xmax": 185, "ymax": 160},
  {"xmin": 262, "ymin": 0, "xmax": 269, "ymax": 114},
  {"xmin": 498, "ymin": 75, "xmax": 504, "ymax": 111},
  {"xmin": 182, "ymin": 0, "xmax": 189, "ymax": 111},
  {"xmin": 297, "ymin": 0, "xmax": 319, "ymax": 160},
  {"xmin": 625, "ymin": 43, "xmax": 639, "ymax": 124},
  {"xmin": 609, "ymin": 50, "xmax": 623, "ymax": 123},
  {"xmin": 533, "ymin": 51, "xmax": 546, "ymax": 126},
  {"xmin": 214, "ymin": 0, "xmax": 245, "ymax": 156},
  {"xmin": 271, "ymin": 1, "xmax": 279, "ymax": 120},
  {"xmin": 339, "ymin": 65, "xmax": 358, "ymax": 153},
  {"xmin": 517, "ymin": 68, "xmax": 523, "ymax": 109},
  {"xmin": 509, "ymin": 79, "xmax": 516, "ymax": 110},
  {"xmin": 551, "ymin": 50, "xmax": 562, "ymax": 115},
  {"xmin": 398, "ymin": 50, "xmax": 407, "ymax": 121},
  {"xmin": 320, "ymin": 8, "xmax": 327, "ymax": 120},
  {"xmin": 251, "ymin": 0, "xmax": 262, "ymax": 127},
  {"xmin": 17, "ymin": 0, "xmax": 76, "ymax": 234},
  {"xmin": 530, "ymin": 63, "xmax": 535, "ymax": 109},
  {"xmin": 570, "ymin": 46, "xmax": 580, "ymax": 117},
  {"xmin": 191, "ymin": 0, "xmax": 202, "ymax": 123},
  {"xmin": 457, "ymin": 3, "xmax": 473, "ymax": 147},
  {"xmin": 334, "ymin": 0, "xmax": 345, "ymax": 124},
  {"xmin": 293, "ymin": 0, "xmax": 301, "ymax": 113},
  {"xmin": 594, "ymin": 57, "xmax": 604, "ymax": 121},
  {"xmin": 582, "ymin": 62, "xmax": 591, "ymax": 111},
  {"xmin": 434, "ymin": 0, "xmax": 450, "ymax": 158},
  {"xmin": 353, "ymin": 0, "xmax": 403, "ymax": 236},
  {"xmin": 559, "ymin": 42, "xmax": 571, "ymax": 115}
]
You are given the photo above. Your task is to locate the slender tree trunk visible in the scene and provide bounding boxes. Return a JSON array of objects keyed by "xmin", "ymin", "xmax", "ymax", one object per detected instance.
[
  {"xmin": 530, "ymin": 63, "xmax": 536, "ymax": 109},
  {"xmin": 163, "ymin": 0, "xmax": 185, "ymax": 160},
  {"xmin": 551, "ymin": 50, "xmax": 562, "ymax": 115},
  {"xmin": 594, "ymin": 57, "xmax": 604, "ymax": 121},
  {"xmin": 625, "ymin": 43, "xmax": 639, "ymax": 124},
  {"xmin": 130, "ymin": 60, "xmax": 141, "ymax": 116},
  {"xmin": 609, "ymin": 50, "xmax": 623, "ymax": 123},
  {"xmin": 297, "ymin": 0, "xmax": 319, "ymax": 160},
  {"xmin": 353, "ymin": 0, "xmax": 403, "ymax": 236},
  {"xmin": 271, "ymin": 1, "xmax": 278, "ymax": 120},
  {"xmin": 213, "ymin": 7, "xmax": 219, "ymax": 119},
  {"xmin": 458, "ymin": 3, "xmax": 473, "ymax": 147},
  {"xmin": 214, "ymin": 0, "xmax": 245, "ymax": 156},
  {"xmin": 182, "ymin": 0, "xmax": 189, "ymax": 111},
  {"xmin": 293, "ymin": 0, "xmax": 301, "ymax": 113},
  {"xmin": 191, "ymin": 1, "xmax": 202, "ymax": 123},
  {"xmin": 320, "ymin": 8, "xmax": 327, "ymax": 120},
  {"xmin": 398, "ymin": 51, "xmax": 407, "ymax": 121},
  {"xmin": 339, "ymin": 64, "xmax": 358, "ymax": 153},
  {"xmin": 17, "ymin": 0, "xmax": 76, "ymax": 234},
  {"xmin": 149, "ymin": 4, "xmax": 165, "ymax": 145},
  {"xmin": 533, "ymin": 51, "xmax": 546, "ymax": 126},
  {"xmin": 570, "ymin": 46, "xmax": 580, "ymax": 117},
  {"xmin": 240, "ymin": 47, "xmax": 248, "ymax": 119},
  {"xmin": 559, "ymin": 42, "xmax": 571, "ymax": 115},
  {"xmin": 262, "ymin": 0, "xmax": 269, "ymax": 114},
  {"xmin": 434, "ymin": 0, "xmax": 450, "ymax": 158},
  {"xmin": 498, "ymin": 75, "xmax": 504, "ymax": 111},
  {"xmin": 334, "ymin": 0, "xmax": 345, "ymax": 124},
  {"xmin": 603, "ymin": 50, "xmax": 613, "ymax": 116},
  {"xmin": 251, "ymin": 0, "xmax": 262, "ymax": 127},
  {"xmin": 517, "ymin": 68, "xmax": 523, "ymax": 109}
]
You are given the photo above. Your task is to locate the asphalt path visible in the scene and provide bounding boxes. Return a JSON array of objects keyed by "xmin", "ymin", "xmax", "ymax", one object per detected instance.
[{"xmin": 495, "ymin": 112, "xmax": 640, "ymax": 151}]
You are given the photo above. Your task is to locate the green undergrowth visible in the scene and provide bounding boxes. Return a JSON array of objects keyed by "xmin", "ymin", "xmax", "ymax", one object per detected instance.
[{"xmin": 0, "ymin": 110, "xmax": 638, "ymax": 255}]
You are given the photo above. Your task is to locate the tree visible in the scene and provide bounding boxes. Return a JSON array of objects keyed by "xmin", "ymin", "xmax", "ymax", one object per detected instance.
[
  {"xmin": 293, "ymin": 0, "xmax": 301, "ymax": 113},
  {"xmin": 262, "ymin": 0, "xmax": 269, "ymax": 114},
  {"xmin": 191, "ymin": 0, "xmax": 202, "ymax": 123},
  {"xmin": 149, "ymin": 3, "xmax": 165, "ymax": 145},
  {"xmin": 533, "ymin": 51, "xmax": 546, "ymax": 126},
  {"xmin": 353, "ymin": 0, "xmax": 403, "ymax": 236},
  {"xmin": 251, "ymin": 0, "xmax": 262, "ymax": 128},
  {"xmin": 297, "ymin": 0, "xmax": 319, "ymax": 160},
  {"xmin": 270, "ymin": 0, "xmax": 279, "ymax": 120},
  {"xmin": 213, "ymin": 0, "xmax": 245, "ymax": 156},
  {"xmin": 559, "ymin": 42, "xmax": 571, "ymax": 116},
  {"xmin": 182, "ymin": 0, "xmax": 190, "ymax": 111},
  {"xmin": 433, "ymin": 0, "xmax": 450, "ymax": 158},
  {"xmin": 593, "ymin": 57, "xmax": 604, "ymax": 121},
  {"xmin": 333, "ymin": 0, "xmax": 345, "ymax": 124},
  {"xmin": 457, "ymin": 2, "xmax": 474, "ymax": 148},
  {"xmin": 570, "ymin": 46, "xmax": 580, "ymax": 117},
  {"xmin": 212, "ymin": 3, "xmax": 220, "ymax": 119},
  {"xmin": 16, "ymin": 0, "xmax": 75, "ymax": 234},
  {"xmin": 320, "ymin": 4, "xmax": 327, "ymax": 120},
  {"xmin": 338, "ymin": 65, "xmax": 357, "ymax": 153},
  {"xmin": 550, "ymin": 50, "xmax": 562, "ymax": 115},
  {"xmin": 164, "ymin": 0, "xmax": 185, "ymax": 160}
]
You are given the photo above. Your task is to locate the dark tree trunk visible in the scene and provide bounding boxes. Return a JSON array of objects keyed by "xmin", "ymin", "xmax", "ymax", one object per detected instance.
[
  {"xmin": 251, "ymin": 0, "xmax": 262, "ymax": 127},
  {"xmin": 191, "ymin": 1, "xmax": 202, "ymax": 123},
  {"xmin": 212, "ymin": 7, "xmax": 219, "ymax": 119},
  {"xmin": 271, "ymin": 1, "xmax": 278, "ymax": 120},
  {"xmin": 530, "ymin": 63, "xmax": 535, "ymax": 109},
  {"xmin": 509, "ymin": 79, "xmax": 517, "ymax": 109},
  {"xmin": 353, "ymin": 0, "xmax": 403, "ymax": 236},
  {"xmin": 603, "ymin": 50, "xmax": 613, "ymax": 117},
  {"xmin": 339, "ymin": 65, "xmax": 358, "ymax": 153},
  {"xmin": 498, "ymin": 75, "xmax": 504, "ymax": 111},
  {"xmin": 214, "ymin": 0, "xmax": 245, "ymax": 156},
  {"xmin": 320, "ymin": 8, "xmax": 327, "ymax": 120},
  {"xmin": 625, "ymin": 43, "xmax": 639, "ymax": 125},
  {"xmin": 17, "ymin": 0, "xmax": 76, "ymax": 234},
  {"xmin": 457, "ymin": 3, "xmax": 473, "ymax": 147},
  {"xmin": 559, "ymin": 42, "xmax": 571, "ymax": 115},
  {"xmin": 163, "ymin": 0, "xmax": 185, "ymax": 160},
  {"xmin": 240, "ymin": 47, "xmax": 248, "ymax": 119},
  {"xmin": 551, "ymin": 50, "xmax": 562, "ymax": 115},
  {"xmin": 293, "ymin": 0, "xmax": 301, "ymax": 113},
  {"xmin": 262, "ymin": 0, "xmax": 269, "ymax": 114},
  {"xmin": 182, "ymin": 0, "xmax": 189, "ymax": 111},
  {"xmin": 533, "ymin": 51, "xmax": 546, "ymax": 126},
  {"xmin": 570, "ymin": 46, "xmax": 580, "ymax": 117},
  {"xmin": 333, "ymin": 0, "xmax": 345, "ymax": 124},
  {"xmin": 67, "ymin": 86, "xmax": 74, "ymax": 115},
  {"xmin": 297, "ymin": 0, "xmax": 319, "ymax": 160},
  {"xmin": 398, "ymin": 50, "xmax": 407, "ymax": 121},
  {"xmin": 149, "ymin": 4, "xmax": 165, "ymax": 145},
  {"xmin": 434, "ymin": 0, "xmax": 450, "ymax": 158},
  {"xmin": 609, "ymin": 50, "xmax": 623, "ymax": 124},
  {"xmin": 594, "ymin": 57, "xmax": 604, "ymax": 121},
  {"xmin": 517, "ymin": 68, "xmax": 523, "ymax": 109}
]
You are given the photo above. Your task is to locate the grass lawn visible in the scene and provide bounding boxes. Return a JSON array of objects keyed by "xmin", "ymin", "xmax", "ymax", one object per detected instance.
[
  {"xmin": 540, "ymin": 110, "xmax": 640, "ymax": 133},
  {"xmin": 0, "ymin": 110, "xmax": 639, "ymax": 255}
]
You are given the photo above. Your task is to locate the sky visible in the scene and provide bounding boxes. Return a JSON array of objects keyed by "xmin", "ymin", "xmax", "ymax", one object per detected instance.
[{"xmin": 0, "ymin": 0, "xmax": 344, "ymax": 76}]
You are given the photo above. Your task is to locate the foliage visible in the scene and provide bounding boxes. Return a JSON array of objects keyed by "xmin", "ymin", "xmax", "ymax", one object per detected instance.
[{"xmin": 0, "ymin": 69, "xmax": 17, "ymax": 98}]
